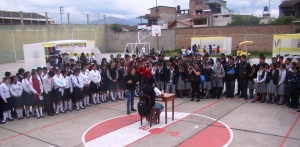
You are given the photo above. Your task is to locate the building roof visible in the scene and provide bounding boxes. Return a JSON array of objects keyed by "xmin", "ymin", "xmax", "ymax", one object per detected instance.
[
  {"xmin": 279, "ymin": 0, "xmax": 300, "ymax": 7},
  {"xmin": 147, "ymin": 6, "xmax": 176, "ymax": 10},
  {"xmin": 0, "ymin": 10, "xmax": 49, "ymax": 20},
  {"xmin": 191, "ymin": 14, "xmax": 209, "ymax": 20}
]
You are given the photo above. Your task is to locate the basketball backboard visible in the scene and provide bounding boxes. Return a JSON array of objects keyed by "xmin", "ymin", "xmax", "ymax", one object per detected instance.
[{"xmin": 151, "ymin": 25, "xmax": 161, "ymax": 37}]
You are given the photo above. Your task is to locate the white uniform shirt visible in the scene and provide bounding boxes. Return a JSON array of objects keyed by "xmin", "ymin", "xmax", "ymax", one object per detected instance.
[
  {"xmin": 52, "ymin": 74, "xmax": 65, "ymax": 89},
  {"xmin": 89, "ymin": 69, "xmax": 101, "ymax": 84},
  {"xmin": 22, "ymin": 78, "xmax": 37, "ymax": 94},
  {"xmin": 141, "ymin": 47, "xmax": 146, "ymax": 53},
  {"xmin": 0, "ymin": 83, "xmax": 11, "ymax": 99},
  {"xmin": 71, "ymin": 75, "xmax": 84, "ymax": 88},
  {"xmin": 43, "ymin": 76, "xmax": 52, "ymax": 94},
  {"xmin": 91, "ymin": 55, "xmax": 96, "ymax": 62},
  {"xmin": 80, "ymin": 71, "xmax": 91, "ymax": 85},
  {"xmin": 63, "ymin": 76, "xmax": 73, "ymax": 92},
  {"xmin": 72, "ymin": 56, "xmax": 79, "ymax": 62},
  {"xmin": 10, "ymin": 82, "xmax": 23, "ymax": 97}
]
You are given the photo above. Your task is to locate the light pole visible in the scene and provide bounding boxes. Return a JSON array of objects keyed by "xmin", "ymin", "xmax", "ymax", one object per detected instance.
[{"xmin": 60, "ymin": 6, "xmax": 64, "ymax": 25}]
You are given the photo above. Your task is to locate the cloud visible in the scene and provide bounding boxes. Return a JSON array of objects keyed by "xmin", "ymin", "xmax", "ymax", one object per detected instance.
[{"xmin": 0, "ymin": 0, "xmax": 282, "ymax": 22}]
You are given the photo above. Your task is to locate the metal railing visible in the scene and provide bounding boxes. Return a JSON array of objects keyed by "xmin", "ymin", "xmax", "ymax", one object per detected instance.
[{"xmin": 0, "ymin": 10, "xmax": 107, "ymax": 25}]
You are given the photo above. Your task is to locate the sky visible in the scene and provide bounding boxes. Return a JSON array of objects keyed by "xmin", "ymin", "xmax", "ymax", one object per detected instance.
[{"xmin": 0, "ymin": 0, "xmax": 282, "ymax": 22}]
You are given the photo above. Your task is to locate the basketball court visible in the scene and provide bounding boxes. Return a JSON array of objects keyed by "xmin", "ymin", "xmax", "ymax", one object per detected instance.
[{"xmin": 0, "ymin": 55, "xmax": 299, "ymax": 147}]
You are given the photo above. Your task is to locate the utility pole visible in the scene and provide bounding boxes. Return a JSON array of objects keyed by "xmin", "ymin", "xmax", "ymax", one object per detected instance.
[
  {"xmin": 156, "ymin": 0, "xmax": 157, "ymax": 7},
  {"xmin": 60, "ymin": 6, "xmax": 64, "ymax": 25}
]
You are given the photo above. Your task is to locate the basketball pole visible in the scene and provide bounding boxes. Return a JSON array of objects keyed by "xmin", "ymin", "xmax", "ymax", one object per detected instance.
[{"xmin": 156, "ymin": 33, "xmax": 159, "ymax": 53}]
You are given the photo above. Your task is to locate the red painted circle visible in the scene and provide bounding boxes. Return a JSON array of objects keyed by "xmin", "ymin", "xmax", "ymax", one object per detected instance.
[{"xmin": 149, "ymin": 128, "xmax": 165, "ymax": 134}]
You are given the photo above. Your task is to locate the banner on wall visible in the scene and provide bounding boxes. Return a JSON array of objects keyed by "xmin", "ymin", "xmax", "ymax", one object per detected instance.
[
  {"xmin": 272, "ymin": 34, "xmax": 300, "ymax": 57},
  {"xmin": 191, "ymin": 37, "xmax": 232, "ymax": 55}
]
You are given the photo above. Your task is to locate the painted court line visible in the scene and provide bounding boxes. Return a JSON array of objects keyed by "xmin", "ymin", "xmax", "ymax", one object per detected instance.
[
  {"xmin": 124, "ymin": 99, "xmax": 223, "ymax": 147},
  {"xmin": 279, "ymin": 114, "xmax": 300, "ymax": 147},
  {"xmin": 0, "ymin": 101, "xmax": 126, "ymax": 142}
]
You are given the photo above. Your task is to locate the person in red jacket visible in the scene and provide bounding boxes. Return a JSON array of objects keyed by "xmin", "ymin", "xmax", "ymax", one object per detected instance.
[{"xmin": 140, "ymin": 59, "xmax": 147, "ymax": 88}]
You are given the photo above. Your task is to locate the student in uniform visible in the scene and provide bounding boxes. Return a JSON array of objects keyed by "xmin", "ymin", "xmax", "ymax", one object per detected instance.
[
  {"xmin": 185, "ymin": 62, "xmax": 193, "ymax": 98},
  {"xmin": 248, "ymin": 65, "xmax": 257, "ymax": 102},
  {"xmin": 203, "ymin": 62, "xmax": 213, "ymax": 99},
  {"xmin": 123, "ymin": 68, "xmax": 139, "ymax": 114},
  {"xmin": 89, "ymin": 64, "xmax": 101, "ymax": 105},
  {"xmin": 100, "ymin": 64, "xmax": 108, "ymax": 102},
  {"xmin": 176, "ymin": 64, "xmax": 186, "ymax": 98},
  {"xmin": 71, "ymin": 69, "xmax": 84, "ymax": 110},
  {"xmin": 80, "ymin": 65, "xmax": 91, "ymax": 107},
  {"xmin": 212, "ymin": 61, "xmax": 225, "ymax": 99},
  {"xmin": 22, "ymin": 71, "xmax": 36, "ymax": 118},
  {"xmin": 266, "ymin": 63, "xmax": 279, "ymax": 104},
  {"xmin": 165, "ymin": 64, "xmax": 177, "ymax": 94},
  {"xmin": 117, "ymin": 62, "xmax": 126, "ymax": 100},
  {"xmin": 107, "ymin": 61, "xmax": 119, "ymax": 102},
  {"xmin": 277, "ymin": 64, "xmax": 287, "ymax": 105},
  {"xmin": 61, "ymin": 70, "xmax": 73, "ymax": 111},
  {"xmin": 16, "ymin": 68, "xmax": 25, "ymax": 82},
  {"xmin": 256, "ymin": 64, "xmax": 267, "ymax": 103},
  {"xmin": 155, "ymin": 62, "xmax": 166, "ymax": 91},
  {"xmin": 43, "ymin": 71, "xmax": 55, "ymax": 116},
  {"xmin": 0, "ymin": 77, "xmax": 13, "ymax": 124},
  {"xmin": 225, "ymin": 56, "xmax": 236, "ymax": 98},
  {"xmin": 10, "ymin": 76, "xmax": 23, "ymax": 119},
  {"xmin": 31, "ymin": 71, "xmax": 44, "ymax": 118},
  {"xmin": 52, "ymin": 69, "xmax": 66, "ymax": 114},
  {"xmin": 287, "ymin": 67, "xmax": 300, "ymax": 109}
]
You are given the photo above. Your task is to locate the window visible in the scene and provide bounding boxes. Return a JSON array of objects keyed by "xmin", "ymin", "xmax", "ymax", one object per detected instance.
[
  {"xmin": 284, "ymin": 10, "xmax": 295, "ymax": 16},
  {"xmin": 214, "ymin": 16, "xmax": 218, "ymax": 18},
  {"xmin": 196, "ymin": 10, "xmax": 202, "ymax": 14},
  {"xmin": 194, "ymin": 19, "xmax": 207, "ymax": 25},
  {"xmin": 223, "ymin": 15, "xmax": 230, "ymax": 18}
]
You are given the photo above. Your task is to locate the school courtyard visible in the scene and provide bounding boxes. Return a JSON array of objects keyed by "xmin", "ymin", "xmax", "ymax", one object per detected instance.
[{"xmin": 0, "ymin": 54, "xmax": 299, "ymax": 147}]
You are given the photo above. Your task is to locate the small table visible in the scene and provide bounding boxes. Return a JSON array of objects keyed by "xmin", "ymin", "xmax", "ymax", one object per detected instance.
[{"xmin": 158, "ymin": 93, "xmax": 175, "ymax": 124}]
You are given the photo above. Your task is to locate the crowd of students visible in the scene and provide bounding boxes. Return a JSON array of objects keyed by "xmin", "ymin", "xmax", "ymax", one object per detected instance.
[{"xmin": 1, "ymin": 50, "xmax": 300, "ymax": 124}]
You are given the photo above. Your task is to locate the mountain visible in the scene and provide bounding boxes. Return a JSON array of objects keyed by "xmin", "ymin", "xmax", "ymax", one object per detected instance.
[{"xmin": 90, "ymin": 16, "xmax": 139, "ymax": 26}]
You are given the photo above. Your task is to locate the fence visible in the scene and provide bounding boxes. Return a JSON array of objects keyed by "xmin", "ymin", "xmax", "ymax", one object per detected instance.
[{"xmin": 0, "ymin": 10, "xmax": 107, "ymax": 25}]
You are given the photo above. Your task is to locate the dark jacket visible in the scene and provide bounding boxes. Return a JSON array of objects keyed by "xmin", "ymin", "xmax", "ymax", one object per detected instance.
[
  {"xmin": 155, "ymin": 67, "xmax": 166, "ymax": 81},
  {"xmin": 237, "ymin": 61, "xmax": 251, "ymax": 78},
  {"xmin": 165, "ymin": 69, "xmax": 178, "ymax": 84},
  {"xmin": 288, "ymin": 73, "xmax": 300, "ymax": 92},
  {"xmin": 203, "ymin": 67, "xmax": 213, "ymax": 82},
  {"xmin": 266, "ymin": 69, "xmax": 279, "ymax": 84},
  {"xmin": 176, "ymin": 68, "xmax": 186, "ymax": 81},
  {"xmin": 225, "ymin": 63, "xmax": 237, "ymax": 81},
  {"xmin": 123, "ymin": 74, "xmax": 139, "ymax": 91}
]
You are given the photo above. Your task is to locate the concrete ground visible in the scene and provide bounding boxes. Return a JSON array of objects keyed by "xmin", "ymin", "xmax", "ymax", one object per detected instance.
[{"xmin": 0, "ymin": 53, "xmax": 299, "ymax": 147}]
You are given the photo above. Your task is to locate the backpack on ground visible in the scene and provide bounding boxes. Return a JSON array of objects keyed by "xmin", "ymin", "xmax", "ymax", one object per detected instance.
[{"xmin": 137, "ymin": 94, "xmax": 150, "ymax": 117}]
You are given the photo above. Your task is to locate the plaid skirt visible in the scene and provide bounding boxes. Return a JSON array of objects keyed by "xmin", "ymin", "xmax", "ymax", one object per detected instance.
[
  {"xmin": 267, "ymin": 80, "xmax": 277, "ymax": 94},
  {"xmin": 256, "ymin": 82, "xmax": 267, "ymax": 93},
  {"xmin": 277, "ymin": 83, "xmax": 285, "ymax": 95},
  {"xmin": 203, "ymin": 82, "xmax": 212, "ymax": 90}
]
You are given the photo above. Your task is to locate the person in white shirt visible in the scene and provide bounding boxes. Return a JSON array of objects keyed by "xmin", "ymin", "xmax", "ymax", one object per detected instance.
[
  {"xmin": 181, "ymin": 47, "xmax": 186, "ymax": 56},
  {"xmin": 72, "ymin": 69, "xmax": 84, "ymax": 110},
  {"xmin": 89, "ymin": 64, "xmax": 101, "ymax": 104},
  {"xmin": 80, "ymin": 65, "xmax": 91, "ymax": 107},
  {"xmin": 91, "ymin": 53, "xmax": 96, "ymax": 62},
  {"xmin": 187, "ymin": 47, "xmax": 193, "ymax": 55},
  {"xmin": 52, "ymin": 69, "xmax": 66, "ymax": 115},
  {"xmin": 141, "ymin": 46, "xmax": 146, "ymax": 55},
  {"xmin": 22, "ymin": 71, "xmax": 38, "ymax": 118},
  {"xmin": 42, "ymin": 71, "xmax": 55, "ymax": 116},
  {"xmin": 212, "ymin": 44, "xmax": 216, "ymax": 55},
  {"xmin": 0, "ymin": 77, "xmax": 13, "ymax": 124},
  {"xmin": 61, "ymin": 70, "xmax": 73, "ymax": 111},
  {"xmin": 10, "ymin": 76, "xmax": 23, "ymax": 119},
  {"xmin": 72, "ymin": 53, "xmax": 79, "ymax": 62}
]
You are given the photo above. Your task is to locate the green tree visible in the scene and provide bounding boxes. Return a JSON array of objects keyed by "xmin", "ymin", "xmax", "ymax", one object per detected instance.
[
  {"xmin": 228, "ymin": 15, "xmax": 260, "ymax": 26},
  {"xmin": 270, "ymin": 16, "xmax": 299, "ymax": 24},
  {"xmin": 110, "ymin": 24, "xmax": 123, "ymax": 32}
]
